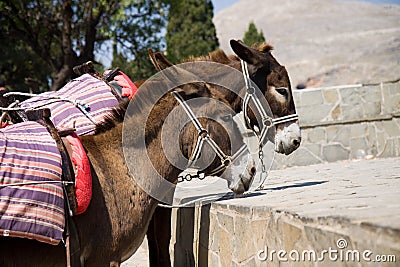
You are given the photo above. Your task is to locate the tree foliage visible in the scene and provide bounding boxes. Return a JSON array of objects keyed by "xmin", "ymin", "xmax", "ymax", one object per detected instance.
[
  {"xmin": 165, "ymin": 0, "xmax": 219, "ymax": 62},
  {"xmin": 0, "ymin": 0, "xmax": 167, "ymax": 91},
  {"xmin": 0, "ymin": 30, "xmax": 51, "ymax": 92},
  {"xmin": 243, "ymin": 22, "xmax": 265, "ymax": 46}
]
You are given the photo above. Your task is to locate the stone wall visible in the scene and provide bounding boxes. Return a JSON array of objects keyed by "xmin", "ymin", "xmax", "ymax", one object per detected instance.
[
  {"xmin": 170, "ymin": 82, "xmax": 400, "ymax": 267},
  {"xmin": 171, "ymin": 158, "xmax": 400, "ymax": 267},
  {"xmin": 273, "ymin": 82, "xmax": 400, "ymax": 169}
]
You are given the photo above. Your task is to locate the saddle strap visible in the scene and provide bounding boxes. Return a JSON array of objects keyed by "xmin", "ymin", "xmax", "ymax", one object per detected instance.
[
  {"xmin": 64, "ymin": 212, "xmax": 81, "ymax": 267},
  {"xmin": 26, "ymin": 109, "xmax": 81, "ymax": 267},
  {"xmin": 26, "ymin": 109, "xmax": 78, "ymax": 215}
]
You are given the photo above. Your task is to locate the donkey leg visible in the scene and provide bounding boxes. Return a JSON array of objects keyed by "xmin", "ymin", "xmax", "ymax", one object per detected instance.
[
  {"xmin": 147, "ymin": 206, "xmax": 172, "ymax": 267},
  {"xmin": 147, "ymin": 214, "xmax": 159, "ymax": 266}
]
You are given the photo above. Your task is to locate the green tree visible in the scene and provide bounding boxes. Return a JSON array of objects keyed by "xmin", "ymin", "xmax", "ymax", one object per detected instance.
[
  {"xmin": 243, "ymin": 22, "xmax": 265, "ymax": 46},
  {"xmin": 0, "ymin": 0, "xmax": 167, "ymax": 91},
  {"xmin": 165, "ymin": 0, "xmax": 219, "ymax": 62},
  {"xmin": 0, "ymin": 30, "xmax": 51, "ymax": 92}
]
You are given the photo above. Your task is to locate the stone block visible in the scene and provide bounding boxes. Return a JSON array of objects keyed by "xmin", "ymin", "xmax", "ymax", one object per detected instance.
[
  {"xmin": 366, "ymin": 124, "xmax": 377, "ymax": 145},
  {"xmin": 209, "ymin": 211, "xmax": 218, "ymax": 252},
  {"xmin": 381, "ymin": 120, "xmax": 400, "ymax": 137},
  {"xmin": 292, "ymin": 91, "xmax": 301, "ymax": 106},
  {"xmin": 341, "ymin": 103, "xmax": 364, "ymax": 121},
  {"xmin": 350, "ymin": 123, "xmax": 367, "ymax": 138},
  {"xmin": 322, "ymin": 144, "xmax": 350, "ymax": 162},
  {"xmin": 216, "ymin": 211, "xmax": 234, "ymax": 233},
  {"xmin": 387, "ymin": 83, "xmax": 400, "ymax": 95},
  {"xmin": 281, "ymin": 221, "xmax": 302, "ymax": 251},
  {"xmin": 250, "ymin": 219, "xmax": 269, "ymax": 254},
  {"xmin": 323, "ymin": 89, "xmax": 339, "ymax": 104},
  {"xmin": 233, "ymin": 216, "xmax": 254, "ymax": 263},
  {"xmin": 307, "ymin": 128, "xmax": 326, "ymax": 143},
  {"xmin": 217, "ymin": 223, "xmax": 232, "ymax": 267},
  {"xmin": 382, "ymin": 83, "xmax": 400, "ymax": 115},
  {"xmin": 380, "ymin": 137, "xmax": 400, "ymax": 158},
  {"xmin": 340, "ymin": 87, "xmax": 362, "ymax": 106},
  {"xmin": 297, "ymin": 104, "xmax": 334, "ymax": 124},
  {"xmin": 363, "ymin": 101, "xmax": 381, "ymax": 117},
  {"xmin": 303, "ymin": 143, "xmax": 322, "ymax": 156},
  {"xmin": 331, "ymin": 104, "xmax": 341, "ymax": 120},
  {"xmin": 208, "ymin": 251, "xmax": 221, "ymax": 267},
  {"xmin": 297, "ymin": 89, "xmax": 324, "ymax": 107},
  {"xmin": 327, "ymin": 125, "xmax": 350, "ymax": 147},
  {"xmin": 350, "ymin": 137, "xmax": 368, "ymax": 158},
  {"xmin": 357, "ymin": 86, "xmax": 381, "ymax": 103},
  {"xmin": 284, "ymin": 147, "xmax": 323, "ymax": 167}
]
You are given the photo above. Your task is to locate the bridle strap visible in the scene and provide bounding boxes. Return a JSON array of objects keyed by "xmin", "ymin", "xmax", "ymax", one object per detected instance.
[
  {"xmin": 240, "ymin": 59, "xmax": 300, "ymax": 187},
  {"xmin": 240, "ymin": 60, "xmax": 299, "ymax": 142}
]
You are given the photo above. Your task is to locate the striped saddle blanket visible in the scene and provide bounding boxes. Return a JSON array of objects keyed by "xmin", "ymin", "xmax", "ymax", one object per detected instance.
[
  {"xmin": 20, "ymin": 74, "xmax": 120, "ymax": 135},
  {"xmin": 0, "ymin": 121, "xmax": 64, "ymax": 245},
  {"xmin": 0, "ymin": 74, "xmax": 121, "ymax": 245}
]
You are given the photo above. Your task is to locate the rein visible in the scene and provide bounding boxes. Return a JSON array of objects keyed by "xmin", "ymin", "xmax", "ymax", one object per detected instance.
[{"xmin": 171, "ymin": 90, "xmax": 248, "ymax": 180}]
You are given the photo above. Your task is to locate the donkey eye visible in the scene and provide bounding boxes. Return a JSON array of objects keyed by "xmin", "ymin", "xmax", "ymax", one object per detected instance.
[
  {"xmin": 221, "ymin": 114, "xmax": 232, "ymax": 122},
  {"xmin": 276, "ymin": 87, "xmax": 288, "ymax": 97}
]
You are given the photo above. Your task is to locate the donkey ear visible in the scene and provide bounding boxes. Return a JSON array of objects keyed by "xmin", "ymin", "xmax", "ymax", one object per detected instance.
[
  {"xmin": 148, "ymin": 48, "xmax": 174, "ymax": 71},
  {"xmin": 148, "ymin": 48, "xmax": 163, "ymax": 71},
  {"xmin": 154, "ymin": 52, "xmax": 174, "ymax": 70},
  {"xmin": 174, "ymin": 82, "xmax": 210, "ymax": 97},
  {"xmin": 230, "ymin": 39, "xmax": 266, "ymax": 67}
]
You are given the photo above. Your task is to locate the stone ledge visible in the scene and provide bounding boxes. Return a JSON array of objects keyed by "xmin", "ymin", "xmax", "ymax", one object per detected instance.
[
  {"xmin": 300, "ymin": 114, "xmax": 394, "ymax": 129},
  {"xmin": 171, "ymin": 157, "xmax": 400, "ymax": 266}
]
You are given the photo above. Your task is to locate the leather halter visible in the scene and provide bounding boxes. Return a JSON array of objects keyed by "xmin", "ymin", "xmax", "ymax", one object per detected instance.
[
  {"xmin": 240, "ymin": 59, "xmax": 299, "ymax": 145},
  {"xmin": 171, "ymin": 91, "xmax": 248, "ymax": 179}
]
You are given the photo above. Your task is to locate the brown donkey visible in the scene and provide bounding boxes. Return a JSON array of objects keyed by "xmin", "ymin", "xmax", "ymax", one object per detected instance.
[
  {"xmin": 0, "ymin": 71, "xmax": 255, "ymax": 266},
  {"xmin": 147, "ymin": 40, "xmax": 301, "ymax": 266}
]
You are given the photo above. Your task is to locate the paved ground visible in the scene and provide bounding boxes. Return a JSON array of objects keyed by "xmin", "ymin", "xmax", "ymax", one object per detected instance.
[
  {"xmin": 122, "ymin": 156, "xmax": 400, "ymax": 266},
  {"xmin": 121, "ymin": 237, "xmax": 149, "ymax": 267},
  {"xmin": 238, "ymin": 156, "xmax": 400, "ymax": 230}
]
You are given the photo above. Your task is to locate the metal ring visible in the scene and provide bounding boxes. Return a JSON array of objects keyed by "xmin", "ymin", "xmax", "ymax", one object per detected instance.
[
  {"xmin": 263, "ymin": 117, "xmax": 273, "ymax": 128},
  {"xmin": 198, "ymin": 129, "xmax": 208, "ymax": 138},
  {"xmin": 247, "ymin": 86, "xmax": 255, "ymax": 95},
  {"xmin": 222, "ymin": 157, "xmax": 231, "ymax": 167},
  {"xmin": 185, "ymin": 174, "xmax": 192, "ymax": 181}
]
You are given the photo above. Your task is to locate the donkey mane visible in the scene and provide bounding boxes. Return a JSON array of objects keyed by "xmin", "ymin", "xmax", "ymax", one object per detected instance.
[
  {"xmin": 93, "ymin": 42, "xmax": 275, "ymax": 135},
  {"xmin": 94, "ymin": 100, "xmax": 129, "ymax": 134},
  {"xmin": 255, "ymin": 42, "xmax": 274, "ymax": 53}
]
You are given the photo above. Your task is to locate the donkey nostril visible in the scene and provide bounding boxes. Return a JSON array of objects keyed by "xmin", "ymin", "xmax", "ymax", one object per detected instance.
[
  {"xmin": 292, "ymin": 138, "xmax": 301, "ymax": 147},
  {"xmin": 250, "ymin": 167, "xmax": 256, "ymax": 175}
]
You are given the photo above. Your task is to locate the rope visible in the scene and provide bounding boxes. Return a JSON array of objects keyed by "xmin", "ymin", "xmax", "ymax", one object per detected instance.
[
  {"xmin": 0, "ymin": 181, "xmax": 74, "ymax": 188},
  {"xmin": 2, "ymin": 92, "xmax": 97, "ymax": 125}
]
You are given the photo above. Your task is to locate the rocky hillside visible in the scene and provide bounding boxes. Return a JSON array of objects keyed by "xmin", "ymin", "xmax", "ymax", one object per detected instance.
[{"xmin": 213, "ymin": 0, "xmax": 400, "ymax": 88}]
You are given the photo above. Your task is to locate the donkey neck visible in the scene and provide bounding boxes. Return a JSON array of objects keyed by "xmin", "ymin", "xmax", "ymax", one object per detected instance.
[{"xmin": 79, "ymin": 124, "xmax": 158, "ymax": 260}]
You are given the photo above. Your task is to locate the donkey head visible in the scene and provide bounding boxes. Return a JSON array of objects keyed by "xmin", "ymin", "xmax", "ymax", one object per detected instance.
[
  {"xmin": 137, "ymin": 60, "xmax": 256, "ymax": 194},
  {"xmin": 230, "ymin": 40, "xmax": 301, "ymax": 155}
]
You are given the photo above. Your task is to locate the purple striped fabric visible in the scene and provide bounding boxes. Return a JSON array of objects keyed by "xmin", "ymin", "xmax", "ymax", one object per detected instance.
[
  {"xmin": 0, "ymin": 122, "xmax": 64, "ymax": 245},
  {"xmin": 1, "ymin": 74, "xmax": 118, "ymax": 245},
  {"xmin": 20, "ymin": 74, "xmax": 120, "ymax": 135}
]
